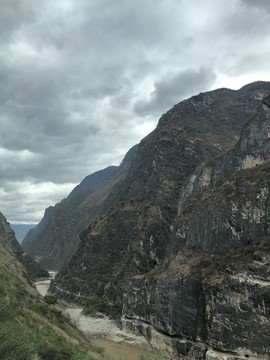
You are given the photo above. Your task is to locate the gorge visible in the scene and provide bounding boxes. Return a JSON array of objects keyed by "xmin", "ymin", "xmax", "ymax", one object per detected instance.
[{"xmin": 21, "ymin": 81, "xmax": 270, "ymax": 359}]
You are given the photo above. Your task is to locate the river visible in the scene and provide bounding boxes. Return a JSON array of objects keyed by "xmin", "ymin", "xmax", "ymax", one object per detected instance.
[
  {"xmin": 34, "ymin": 274, "xmax": 148, "ymax": 360},
  {"xmin": 94, "ymin": 339, "xmax": 142, "ymax": 360}
]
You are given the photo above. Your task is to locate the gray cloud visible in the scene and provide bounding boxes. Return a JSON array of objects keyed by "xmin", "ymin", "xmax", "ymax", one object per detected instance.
[
  {"xmin": 134, "ymin": 68, "xmax": 217, "ymax": 116},
  {"xmin": 0, "ymin": 0, "xmax": 39, "ymax": 41},
  {"xmin": 0, "ymin": 0, "xmax": 270, "ymax": 224},
  {"xmin": 241, "ymin": 0, "xmax": 270, "ymax": 10}
]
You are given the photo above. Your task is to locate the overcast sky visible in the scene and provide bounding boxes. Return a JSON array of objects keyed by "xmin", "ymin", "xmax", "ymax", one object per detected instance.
[{"xmin": 0, "ymin": 0, "xmax": 270, "ymax": 224}]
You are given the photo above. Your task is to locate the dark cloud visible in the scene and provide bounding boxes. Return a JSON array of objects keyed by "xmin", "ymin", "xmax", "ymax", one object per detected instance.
[
  {"xmin": 223, "ymin": 3, "xmax": 270, "ymax": 38},
  {"xmin": 241, "ymin": 0, "xmax": 270, "ymax": 10},
  {"xmin": 0, "ymin": 0, "xmax": 270, "ymax": 223},
  {"xmin": 0, "ymin": 0, "xmax": 38, "ymax": 41},
  {"xmin": 134, "ymin": 68, "xmax": 217, "ymax": 116}
]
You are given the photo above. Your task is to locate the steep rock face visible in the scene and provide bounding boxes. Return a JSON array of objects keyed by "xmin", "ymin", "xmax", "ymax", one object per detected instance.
[
  {"xmin": 0, "ymin": 212, "xmax": 48, "ymax": 280},
  {"xmin": 22, "ymin": 145, "xmax": 137, "ymax": 270},
  {"xmin": 174, "ymin": 93, "xmax": 270, "ymax": 254},
  {"xmin": 121, "ymin": 93, "xmax": 270, "ymax": 358},
  {"xmin": 51, "ymin": 81, "xmax": 270, "ymax": 304},
  {"xmin": 123, "ymin": 242, "xmax": 270, "ymax": 359}
]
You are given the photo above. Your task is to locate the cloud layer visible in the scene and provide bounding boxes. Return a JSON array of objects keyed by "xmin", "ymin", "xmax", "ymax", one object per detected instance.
[{"xmin": 0, "ymin": 0, "xmax": 270, "ymax": 223}]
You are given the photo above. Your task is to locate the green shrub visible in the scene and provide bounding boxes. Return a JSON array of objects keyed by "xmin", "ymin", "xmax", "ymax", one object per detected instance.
[
  {"xmin": 31, "ymin": 300, "xmax": 50, "ymax": 316},
  {"xmin": 83, "ymin": 297, "xmax": 121, "ymax": 319},
  {"xmin": 38, "ymin": 344, "xmax": 74, "ymax": 360},
  {"xmin": 44, "ymin": 294, "xmax": 57, "ymax": 304}
]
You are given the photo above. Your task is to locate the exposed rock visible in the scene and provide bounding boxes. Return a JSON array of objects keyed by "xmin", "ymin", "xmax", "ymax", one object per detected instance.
[
  {"xmin": 50, "ymin": 81, "xmax": 270, "ymax": 359},
  {"xmin": 122, "ymin": 92, "xmax": 270, "ymax": 358},
  {"xmin": 174, "ymin": 92, "xmax": 270, "ymax": 254},
  {"xmin": 262, "ymin": 93, "xmax": 270, "ymax": 107},
  {"xmin": 123, "ymin": 242, "xmax": 270, "ymax": 359},
  {"xmin": 52, "ymin": 81, "xmax": 270, "ymax": 302}
]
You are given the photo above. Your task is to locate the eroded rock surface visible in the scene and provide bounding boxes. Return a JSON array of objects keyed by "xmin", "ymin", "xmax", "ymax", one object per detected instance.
[{"xmin": 51, "ymin": 81, "xmax": 270, "ymax": 359}]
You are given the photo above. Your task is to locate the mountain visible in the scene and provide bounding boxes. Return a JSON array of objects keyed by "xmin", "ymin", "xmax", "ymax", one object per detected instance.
[
  {"xmin": 0, "ymin": 212, "xmax": 22, "ymax": 253},
  {"xmin": 0, "ymin": 212, "xmax": 48, "ymax": 280},
  {"xmin": 50, "ymin": 81, "xmax": 270, "ymax": 359},
  {"xmin": 10, "ymin": 223, "xmax": 35, "ymax": 243},
  {"xmin": 67, "ymin": 165, "xmax": 118, "ymax": 199},
  {"xmin": 123, "ymin": 92, "xmax": 270, "ymax": 359},
  {"xmin": 22, "ymin": 145, "xmax": 138, "ymax": 270},
  {"xmin": 0, "ymin": 213, "xmax": 113, "ymax": 360}
]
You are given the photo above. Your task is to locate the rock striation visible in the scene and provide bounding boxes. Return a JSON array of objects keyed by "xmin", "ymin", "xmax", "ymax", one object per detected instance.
[
  {"xmin": 50, "ymin": 81, "xmax": 270, "ymax": 359},
  {"xmin": 122, "ymin": 91, "xmax": 270, "ymax": 359}
]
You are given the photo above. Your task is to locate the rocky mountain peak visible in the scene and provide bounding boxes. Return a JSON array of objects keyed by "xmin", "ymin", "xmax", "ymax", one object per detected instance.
[{"xmin": 51, "ymin": 81, "xmax": 270, "ymax": 302}]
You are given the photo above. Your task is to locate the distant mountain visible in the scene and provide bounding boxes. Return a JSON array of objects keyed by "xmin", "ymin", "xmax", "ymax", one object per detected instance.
[
  {"xmin": 68, "ymin": 165, "xmax": 118, "ymax": 199},
  {"xmin": 22, "ymin": 145, "xmax": 138, "ymax": 270},
  {"xmin": 50, "ymin": 81, "xmax": 270, "ymax": 359},
  {"xmin": 10, "ymin": 223, "xmax": 35, "ymax": 243}
]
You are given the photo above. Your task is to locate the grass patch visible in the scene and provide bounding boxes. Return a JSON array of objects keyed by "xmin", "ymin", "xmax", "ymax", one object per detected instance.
[
  {"xmin": 0, "ymin": 322, "xmax": 41, "ymax": 360},
  {"xmin": 0, "ymin": 243, "xmax": 171, "ymax": 360},
  {"xmin": 44, "ymin": 294, "xmax": 57, "ymax": 304},
  {"xmin": 0, "ymin": 243, "xmax": 112, "ymax": 360}
]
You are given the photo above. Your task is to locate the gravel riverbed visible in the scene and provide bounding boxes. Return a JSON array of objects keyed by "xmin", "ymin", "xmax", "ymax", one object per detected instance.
[{"xmin": 35, "ymin": 276, "xmax": 147, "ymax": 347}]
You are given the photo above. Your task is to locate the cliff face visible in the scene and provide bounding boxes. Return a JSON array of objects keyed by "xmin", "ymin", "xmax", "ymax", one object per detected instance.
[
  {"xmin": 123, "ymin": 242, "xmax": 270, "ymax": 359},
  {"xmin": 0, "ymin": 211, "xmax": 48, "ymax": 280},
  {"xmin": 22, "ymin": 145, "xmax": 137, "ymax": 270},
  {"xmin": 122, "ymin": 93, "xmax": 270, "ymax": 359},
  {"xmin": 51, "ymin": 82, "xmax": 270, "ymax": 359},
  {"xmin": 174, "ymin": 93, "xmax": 270, "ymax": 254}
]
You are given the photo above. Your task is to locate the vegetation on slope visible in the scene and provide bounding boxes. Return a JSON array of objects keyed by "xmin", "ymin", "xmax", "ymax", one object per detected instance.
[
  {"xmin": 0, "ymin": 242, "xmax": 169, "ymax": 360},
  {"xmin": 0, "ymin": 243, "xmax": 111, "ymax": 360}
]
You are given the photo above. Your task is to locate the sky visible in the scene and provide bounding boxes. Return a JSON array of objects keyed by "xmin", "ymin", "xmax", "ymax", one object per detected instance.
[{"xmin": 0, "ymin": 0, "xmax": 270, "ymax": 224}]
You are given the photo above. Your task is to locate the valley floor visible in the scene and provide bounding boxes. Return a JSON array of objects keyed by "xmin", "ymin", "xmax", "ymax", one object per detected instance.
[{"xmin": 34, "ymin": 276, "xmax": 151, "ymax": 360}]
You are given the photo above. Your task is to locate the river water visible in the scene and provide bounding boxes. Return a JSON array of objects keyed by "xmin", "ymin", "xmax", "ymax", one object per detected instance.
[
  {"xmin": 94, "ymin": 339, "xmax": 142, "ymax": 360},
  {"xmin": 34, "ymin": 275, "xmax": 148, "ymax": 360}
]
